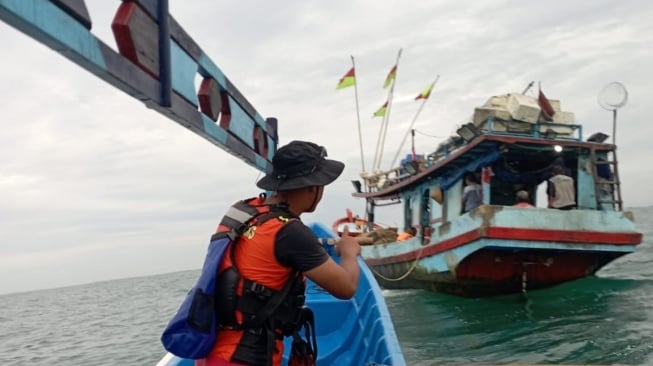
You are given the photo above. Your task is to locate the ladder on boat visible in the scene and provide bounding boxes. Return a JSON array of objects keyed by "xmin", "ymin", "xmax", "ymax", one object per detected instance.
[{"xmin": 589, "ymin": 148, "xmax": 622, "ymax": 211}]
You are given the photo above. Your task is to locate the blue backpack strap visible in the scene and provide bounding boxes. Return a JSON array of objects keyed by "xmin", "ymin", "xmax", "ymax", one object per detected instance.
[{"xmin": 160, "ymin": 196, "xmax": 271, "ymax": 359}]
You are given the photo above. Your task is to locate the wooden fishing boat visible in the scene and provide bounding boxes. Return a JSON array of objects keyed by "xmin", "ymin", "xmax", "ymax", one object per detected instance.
[
  {"xmin": 0, "ymin": 1, "xmax": 406, "ymax": 364},
  {"xmin": 351, "ymin": 92, "xmax": 642, "ymax": 297}
]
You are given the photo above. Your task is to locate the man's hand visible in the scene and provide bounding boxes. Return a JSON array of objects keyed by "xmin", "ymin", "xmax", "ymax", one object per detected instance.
[
  {"xmin": 335, "ymin": 226, "xmax": 361, "ymax": 258},
  {"xmin": 306, "ymin": 225, "xmax": 361, "ymax": 299}
]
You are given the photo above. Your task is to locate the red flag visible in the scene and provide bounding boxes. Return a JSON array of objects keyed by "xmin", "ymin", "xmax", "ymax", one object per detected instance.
[
  {"xmin": 482, "ymin": 167, "xmax": 492, "ymax": 184},
  {"xmin": 538, "ymin": 89, "xmax": 555, "ymax": 121}
]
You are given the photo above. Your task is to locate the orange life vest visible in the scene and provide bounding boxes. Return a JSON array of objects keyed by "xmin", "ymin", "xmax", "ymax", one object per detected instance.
[{"xmin": 205, "ymin": 197, "xmax": 307, "ymax": 366}]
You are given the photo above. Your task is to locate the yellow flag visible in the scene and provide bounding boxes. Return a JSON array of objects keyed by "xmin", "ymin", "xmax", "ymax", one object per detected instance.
[
  {"xmin": 336, "ymin": 67, "xmax": 356, "ymax": 89},
  {"xmin": 373, "ymin": 102, "xmax": 388, "ymax": 117}
]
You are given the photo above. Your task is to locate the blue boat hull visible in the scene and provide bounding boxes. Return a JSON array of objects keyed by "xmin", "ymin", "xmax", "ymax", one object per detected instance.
[
  {"xmin": 362, "ymin": 206, "xmax": 641, "ymax": 297},
  {"xmin": 157, "ymin": 222, "xmax": 405, "ymax": 366}
]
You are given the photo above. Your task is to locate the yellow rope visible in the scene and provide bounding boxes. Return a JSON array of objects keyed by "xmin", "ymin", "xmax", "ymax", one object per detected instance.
[{"xmin": 367, "ymin": 238, "xmax": 428, "ymax": 282}]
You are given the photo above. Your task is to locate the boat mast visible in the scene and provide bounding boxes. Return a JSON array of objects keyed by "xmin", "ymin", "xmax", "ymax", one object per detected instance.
[
  {"xmin": 373, "ymin": 48, "xmax": 402, "ymax": 171},
  {"xmin": 351, "ymin": 55, "xmax": 366, "ymax": 174},
  {"xmin": 389, "ymin": 75, "xmax": 440, "ymax": 168}
]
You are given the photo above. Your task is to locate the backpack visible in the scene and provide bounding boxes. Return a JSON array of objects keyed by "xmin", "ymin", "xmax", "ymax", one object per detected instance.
[{"xmin": 160, "ymin": 197, "xmax": 271, "ymax": 359}]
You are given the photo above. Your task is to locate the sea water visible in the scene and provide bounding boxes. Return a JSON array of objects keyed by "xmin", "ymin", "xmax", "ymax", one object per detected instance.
[{"xmin": 2, "ymin": 207, "xmax": 653, "ymax": 365}]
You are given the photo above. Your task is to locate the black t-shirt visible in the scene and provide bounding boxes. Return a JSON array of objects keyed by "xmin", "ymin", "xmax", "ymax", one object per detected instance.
[{"xmin": 272, "ymin": 211, "xmax": 329, "ymax": 273}]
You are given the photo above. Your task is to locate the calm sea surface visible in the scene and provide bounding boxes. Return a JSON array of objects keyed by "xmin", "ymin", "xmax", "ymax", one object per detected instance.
[{"xmin": 2, "ymin": 207, "xmax": 653, "ymax": 365}]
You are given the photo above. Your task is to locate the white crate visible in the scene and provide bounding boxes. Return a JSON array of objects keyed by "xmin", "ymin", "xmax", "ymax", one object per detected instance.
[
  {"xmin": 540, "ymin": 111, "xmax": 577, "ymax": 136},
  {"xmin": 507, "ymin": 94, "xmax": 541, "ymax": 123},
  {"xmin": 483, "ymin": 95, "xmax": 510, "ymax": 109},
  {"xmin": 548, "ymin": 99, "xmax": 561, "ymax": 112},
  {"xmin": 552, "ymin": 111, "xmax": 575, "ymax": 124},
  {"xmin": 473, "ymin": 107, "xmax": 512, "ymax": 126}
]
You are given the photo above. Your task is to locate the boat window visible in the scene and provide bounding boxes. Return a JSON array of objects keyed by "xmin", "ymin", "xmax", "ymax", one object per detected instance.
[
  {"xmin": 488, "ymin": 178, "xmax": 516, "ymax": 206},
  {"xmin": 489, "ymin": 154, "xmax": 579, "ymax": 208},
  {"xmin": 404, "ymin": 197, "xmax": 412, "ymax": 230},
  {"xmin": 461, "ymin": 172, "xmax": 482, "ymax": 213},
  {"xmin": 420, "ymin": 189, "xmax": 431, "ymax": 234}
]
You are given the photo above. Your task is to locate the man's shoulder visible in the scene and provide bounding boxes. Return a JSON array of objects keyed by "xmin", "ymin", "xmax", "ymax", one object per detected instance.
[
  {"xmin": 276, "ymin": 218, "xmax": 312, "ymax": 236},
  {"xmin": 550, "ymin": 174, "xmax": 572, "ymax": 181}
]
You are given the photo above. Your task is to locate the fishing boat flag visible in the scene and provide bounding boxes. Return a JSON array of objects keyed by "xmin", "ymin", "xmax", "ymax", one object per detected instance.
[
  {"xmin": 538, "ymin": 87, "xmax": 556, "ymax": 121},
  {"xmin": 336, "ymin": 67, "xmax": 356, "ymax": 89},
  {"xmin": 383, "ymin": 65, "xmax": 397, "ymax": 89},
  {"xmin": 415, "ymin": 83, "xmax": 434, "ymax": 100},
  {"xmin": 373, "ymin": 101, "xmax": 388, "ymax": 118}
]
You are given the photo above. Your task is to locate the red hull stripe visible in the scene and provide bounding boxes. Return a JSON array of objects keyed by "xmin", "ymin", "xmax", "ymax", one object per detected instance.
[{"xmin": 365, "ymin": 227, "xmax": 642, "ymax": 266}]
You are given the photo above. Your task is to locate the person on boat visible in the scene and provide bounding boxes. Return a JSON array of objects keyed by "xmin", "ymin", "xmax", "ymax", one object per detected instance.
[
  {"xmin": 513, "ymin": 190, "xmax": 535, "ymax": 208},
  {"xmin": 547, "ymin": 165, "xmax": 576, "ymax": 210},
  {"xmin": 202, "ymin": 141, "xmax": 361, "ymax": 366},
  {"xmin": 595, "ymin": 156, "xmax": 614, "ymax": 195},
  {"xmin": 461, "ymin": 172, "xmax": 482, "ymax": 213},
  {"xmin": 397, "ymin": 227, "xmax": 417, "ymax": 241}
]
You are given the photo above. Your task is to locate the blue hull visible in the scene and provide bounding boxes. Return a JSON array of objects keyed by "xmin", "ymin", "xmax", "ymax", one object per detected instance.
[{"xmin": 157, "ymin": 222, "xmax": 406, "ymax": 366}]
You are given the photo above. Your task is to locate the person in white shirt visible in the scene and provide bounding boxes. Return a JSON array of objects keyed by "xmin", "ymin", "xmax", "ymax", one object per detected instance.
[{"xmin": 547, "ymin": 165, "xmax": 576, "ymax": 210}]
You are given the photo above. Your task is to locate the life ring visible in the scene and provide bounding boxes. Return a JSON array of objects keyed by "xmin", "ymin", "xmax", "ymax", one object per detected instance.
[{"xmin": 332, "ymin": 209, "xmax": 382, "ymax": 237}]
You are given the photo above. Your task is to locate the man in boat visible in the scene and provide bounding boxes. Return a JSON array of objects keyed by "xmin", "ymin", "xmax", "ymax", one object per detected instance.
[
  {"xmin": 202, "ymin": 140, "xmax": 361, "ymax": 366},
  {"xmin": 547, "ymin": 165, "xmax": 576, "ymax": 210},
  {"xmin": 461, "ymin": 172, "xmax": 482, "ymax": 213},
  {"xmin": 513, "ymin": 190, "xmax": 535, "ymax": 208}
]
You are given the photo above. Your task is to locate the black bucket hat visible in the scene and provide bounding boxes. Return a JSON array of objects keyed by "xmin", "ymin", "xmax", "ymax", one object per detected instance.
[{"xmin": 257, "ymin": 141, "xmax": 345, "ymax": 191}]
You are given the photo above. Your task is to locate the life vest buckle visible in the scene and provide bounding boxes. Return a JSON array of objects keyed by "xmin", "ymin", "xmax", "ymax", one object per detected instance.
[
  {"xmin": 246, "ymin": 326, "xmax": 264, "ymax": 336},
  {"xmin": 244, "ymin": 281, "xmax": 273, "ymax": 299}
]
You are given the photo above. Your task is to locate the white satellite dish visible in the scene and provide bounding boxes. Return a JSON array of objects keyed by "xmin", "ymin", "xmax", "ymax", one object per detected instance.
[
  {"xmin": 598, "ymin": 82, "xmax": 628, "ymax": 111},
  {"xmin": 597, "ymin": 82, "xmax": 628, "ymax": 144}
]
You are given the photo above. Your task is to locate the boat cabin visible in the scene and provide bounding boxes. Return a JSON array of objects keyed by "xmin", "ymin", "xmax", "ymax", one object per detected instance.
[{"xmin": 354, "ymin": 93, "xmax": 621, "ymax": 237}]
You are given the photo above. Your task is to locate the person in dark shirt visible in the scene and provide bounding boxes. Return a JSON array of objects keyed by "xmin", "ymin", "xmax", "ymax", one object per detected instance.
[{"xmin": 202, "ymin": 141, "xmax": 361, "ymax": 366}]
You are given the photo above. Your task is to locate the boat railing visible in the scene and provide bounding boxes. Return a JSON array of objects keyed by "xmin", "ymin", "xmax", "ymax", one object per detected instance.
[
  {"xmin": 361, "ymin": 167, "xmax": 411, "ymax": 191},
  {"xmin": 422, "ymin": 116, "xmax": 584, "ymax": 168},
  {"xmin": 359, "ymin": 114, "xmax": 585, "ymax": 193},
  {"xmin": 480, "ymin": 117, "xmax": 583, "ymax": 141}
]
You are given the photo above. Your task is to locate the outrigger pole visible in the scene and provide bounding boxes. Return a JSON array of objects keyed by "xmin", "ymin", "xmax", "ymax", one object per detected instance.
[
  {"xmin": 0, "ymin": 0, "xmax": 277, "ymax": 174},
  {"xmin": 389, "ymin": 75, "xmax": 440, "ymax": 168},
  {"xmin": 372, "ymin": 48, "xmax": 402, "ymax": 171}
]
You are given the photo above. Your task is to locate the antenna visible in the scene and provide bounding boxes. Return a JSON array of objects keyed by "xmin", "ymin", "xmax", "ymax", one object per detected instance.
[{"xmin": 598, "ymin": 82, "xmax": 628, "ymax": 145}]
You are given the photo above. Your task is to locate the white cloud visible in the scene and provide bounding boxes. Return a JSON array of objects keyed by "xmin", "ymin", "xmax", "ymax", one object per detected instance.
[{"xmin": 0, "ymin": 0, "xmax": 652, "ymax": 294}]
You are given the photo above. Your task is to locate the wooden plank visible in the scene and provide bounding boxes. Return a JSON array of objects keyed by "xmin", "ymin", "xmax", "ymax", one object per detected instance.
[
  {"xmin": 51, "ymin": 0, "xmax": 91, "ymax": 29},
  {"xmin": 112, "ymin": 1, "xmax": 159, "ymax": 78},
  {"xmin": 131, "ymin": 0, "xmax": 272, "ymax": 137}
]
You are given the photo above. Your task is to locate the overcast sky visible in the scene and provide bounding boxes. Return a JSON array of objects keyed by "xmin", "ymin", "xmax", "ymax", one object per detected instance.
[{"xmin": 1, "ymin": 0, "xmax": 652, "ymax": 294}]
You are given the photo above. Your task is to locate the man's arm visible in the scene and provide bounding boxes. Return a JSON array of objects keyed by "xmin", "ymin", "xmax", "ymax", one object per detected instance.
[{"xmin": 304, "ymin": 228, "xmax": 361, "ymax": 299}]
